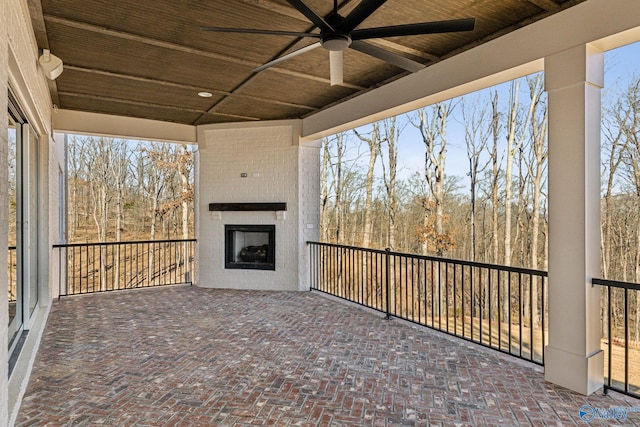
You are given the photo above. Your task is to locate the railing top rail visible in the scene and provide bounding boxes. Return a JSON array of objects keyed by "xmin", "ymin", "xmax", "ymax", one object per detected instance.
[
  {"xmin": 307, "ymin": 240, "xmax": 548, "ymax": 276},
  {"xmin": 593, "ymin": 277, "xmax": 640, "ymax": 291},
  {"xmin": 307, "ymin": 241, "xmax": 388, "ymax": 255},
  {"xmin": 53, "ymin": 238, "xmax": 197, "ymax": 248}
]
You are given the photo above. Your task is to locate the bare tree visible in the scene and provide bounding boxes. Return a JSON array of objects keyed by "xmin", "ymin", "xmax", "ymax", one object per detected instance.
[
  {"xmin": 489, "ymin": 91, "xmax": 502, "ymax": 265},
  {"xmin": 320, "ymin": 138, "xmax": 331, "ymax": 242},
  {"xmin": 411, "ymin": 102, "xmax": 456, "ymax": 256},
  {"xmin": 354, "ymin": 123, "xmax": 381, "ymax": 249},
  {"xmin": 462, "ymin": 98, "xmax": 491, "ymax": 261},
  {"xmin": 379, "ymin": 118, "xmax": 401, "ymax": 250},
  {"xmin": 521, "ymin": 74, "xmax": 547, "ymax": 327}
]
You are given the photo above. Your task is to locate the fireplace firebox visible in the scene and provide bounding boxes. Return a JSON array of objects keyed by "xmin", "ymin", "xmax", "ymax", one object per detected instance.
[{"xmin": 225, "ymin": 225, "xmax": 275, "ymax": 270}]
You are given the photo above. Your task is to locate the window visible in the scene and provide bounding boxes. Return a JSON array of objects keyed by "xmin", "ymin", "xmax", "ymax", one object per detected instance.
[{"xmin": 7, "ymin": 90, "xmax": 40, "ymax": 364}]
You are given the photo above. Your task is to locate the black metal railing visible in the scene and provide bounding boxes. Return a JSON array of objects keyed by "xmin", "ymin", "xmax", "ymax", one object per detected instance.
[
  {"xmin": 593, "ymin": 277, "xmax": 640, "ymax": 399},
  {"xmin": 53, "ymin": 239, "xmax": 196, "ymax": 297},
  {"xmin": 309, "ymin": 241, "xmax": 548, "ymax": 365}
]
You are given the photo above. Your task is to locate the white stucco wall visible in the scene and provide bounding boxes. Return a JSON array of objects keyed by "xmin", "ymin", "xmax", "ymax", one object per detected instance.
[
  {"xmin": 2, "ymin": 0, "xmax": 63, "ymax": 425},
  {"xmin": 0, "ymin": 0, "xmax": 10, "ymax": 423},
  {"xmin": 196, "ymin": 121, "xmax": 319, "ymax": 291}
]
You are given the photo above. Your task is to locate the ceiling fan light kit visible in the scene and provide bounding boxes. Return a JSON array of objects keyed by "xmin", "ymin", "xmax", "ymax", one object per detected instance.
[{"xmin": 202, "ymin": 0, "xmax": 475, "ymax": 86}]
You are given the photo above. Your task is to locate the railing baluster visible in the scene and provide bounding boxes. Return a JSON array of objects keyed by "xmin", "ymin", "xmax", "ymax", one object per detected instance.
[
  {"xmin": 403, "ymin": 255, "xmax": 408, "ymax": 319},
  {"xmin": 507, "ymin": 272, "xmax": 513, "ymax": 360},
  {"xmin": 453, "ymin": 264, "xmax": 457, "ymax": 336},
  {"xmin": 431, "ymin": 260, "xmax": 434, "ymax": 328},
  {"xmin": 423, "ymin": 260, "xmax": 428, "ymax": 327},
  {"xmin": 519, "ymin": 272, "xmax": 523, "ymax": 357},
  {"xmin": 529, "ymin": 273, "xmax": 533, "ymax": 361},
  {"xmin": 385, "ymin": 248, "xmax": 391, "ymax": 320},
  {"xmin": 541, "ymin": 275, "xmax": 546, "ymax": 363},
  {"xmin": 438, "ymin": 261, "xmax": 442, "ymax": 330},
  {"xmin": 461, "ymin": 264, "xmax": 465, "ymax": 339},
  {"xmin": 624, "ymin": 287, "xmax": 629, "ymax": 394},
  {"xmin": 488, "ymin": 268, "xmax": 492, "ymax": 348},
  {"xmin": 445, "ymin": 262, "xmax": 449, "ymax": 333},
  {"xmin": 498, "ymin": 270, "xmax": 502, "ymax": 351},
  {"xmin": 607, "ymin": 283, "xmax": 612, "ymax": 393},
  {"xmin": 470, "ymin": 265, "xmax": 474, "ymax": 341},
  {"xmin": 479, "ymin": 267, "xmax": 483, "ymax": 344}
]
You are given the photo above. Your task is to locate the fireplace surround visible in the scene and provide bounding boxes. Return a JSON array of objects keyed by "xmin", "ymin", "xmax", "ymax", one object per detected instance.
[
  {"xmin": 225, "ymin": 224, "xmax": 275, "ymax": 270},
  {"xmin": 196, "ymin": 121, "xmax": 320, "ymax": 291}
]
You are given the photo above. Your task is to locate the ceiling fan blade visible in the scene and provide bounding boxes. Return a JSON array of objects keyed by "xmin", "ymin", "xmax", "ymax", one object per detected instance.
[
  {"xmin": 350, "ymin": 40, "xmax": 424, "ymax": 73},
  {"xmin": 339, "ymin": 0, "xmax": 389, "ymax": 33},
  {"xmin": 286, "ymin": 0, "xmax": 334, "ymax": 32},
  {"xmin": 351, "ymin": 18, "xmax": 476, "ymax": 40},
  {"xmin": 253, "ymin": 42, "xmax": 321, "ymax": 73},
  {"xmin": 329, "ymin": 50, "xmax": 343, "ymax": 86},
  {"xmin": 200, "ymin": 27, "xmax": 320, "ymax": 38}
]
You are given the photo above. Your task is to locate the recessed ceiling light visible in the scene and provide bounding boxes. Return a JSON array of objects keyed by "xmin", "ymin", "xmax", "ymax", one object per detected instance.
[{"xmin": 198, "ymin": 91, "xmax": 213, "ymax": 98}]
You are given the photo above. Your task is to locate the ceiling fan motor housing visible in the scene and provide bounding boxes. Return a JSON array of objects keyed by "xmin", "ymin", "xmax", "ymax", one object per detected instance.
[{"xmin": 321, "ymin": 33, "xmax": 352, "ymax": 51}]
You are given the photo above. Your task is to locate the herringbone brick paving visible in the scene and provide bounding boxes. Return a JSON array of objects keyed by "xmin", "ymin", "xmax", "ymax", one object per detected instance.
[{"xmin": 16, "ymin": 285, "xmax": 640, "ymax": 426}]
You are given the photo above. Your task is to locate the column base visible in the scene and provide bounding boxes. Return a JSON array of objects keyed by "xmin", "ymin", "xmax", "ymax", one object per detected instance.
[{"xmin": 544, "ymin": 345, "xmax": 604, "ymax": 395}]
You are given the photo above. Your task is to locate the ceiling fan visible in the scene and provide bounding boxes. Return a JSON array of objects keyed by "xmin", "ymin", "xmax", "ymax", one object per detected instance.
[{"xmin": 201, "ymin": 0, "xmax": 475, "ymax": 86}]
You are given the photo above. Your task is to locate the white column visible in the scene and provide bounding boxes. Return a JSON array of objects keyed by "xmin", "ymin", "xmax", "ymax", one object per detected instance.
[{"xmin": 544, "ymin": 44, "xmax": 603, "ymax": 395}]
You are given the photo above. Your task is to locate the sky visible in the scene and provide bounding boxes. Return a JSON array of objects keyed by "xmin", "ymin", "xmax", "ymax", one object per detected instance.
[{"xmin": 348, "ymin": 40, "xmax": 640, "ymax": 187}]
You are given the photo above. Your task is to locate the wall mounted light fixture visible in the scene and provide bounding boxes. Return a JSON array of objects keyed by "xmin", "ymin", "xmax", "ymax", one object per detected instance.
[{"xmin": 38, "ymin": 49, "xmax": 64, "ymax": 80}]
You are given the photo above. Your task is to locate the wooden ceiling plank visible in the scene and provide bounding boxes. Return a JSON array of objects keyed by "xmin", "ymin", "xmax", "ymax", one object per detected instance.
[
  {"xmin": 59, "ymin": 91, "xmax": 208, "ymax": 114},
  {"xmin": 236, "ymin": 0, "xmax": 309, "ymax": 22},
  {"xmin": 59, "ymin": 91, "xmax": 261, "ymax": 121},
  {"xmin": 526, "ymin": 0, "xmax": 560, "ymax": 11},
  {"xmin": 64, "ymin": 65, "xmax": 319, "ymax": 111},
  {"xmin": 64, "ymin": 65, "xmax": 231, "ymax": 97},
  {"xmin": 44, "ymin": 14, "xmax": 258, "ymax": 67},
  {"xmin": 44, "ymin": 14, "xmax": 365, "ymax": 90}
]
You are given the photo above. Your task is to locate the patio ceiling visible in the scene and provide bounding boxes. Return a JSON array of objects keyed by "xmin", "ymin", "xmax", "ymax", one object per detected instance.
[{"xmin": 30, "ymin": 0, "xmax": 584, "ymax": 126}]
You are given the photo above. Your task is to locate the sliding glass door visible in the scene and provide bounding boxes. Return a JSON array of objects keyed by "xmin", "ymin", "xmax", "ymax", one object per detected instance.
[
  {"xmin": 7, "ymin": 111, "xmax": 20, "ymax": 349},
  {"xmin": 7, "ymin": 92, "xmax": 39, "ymax": 355}
]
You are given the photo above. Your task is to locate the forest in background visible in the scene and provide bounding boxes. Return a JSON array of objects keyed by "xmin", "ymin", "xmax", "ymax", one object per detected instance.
[
  {"xmin": 67, "ymin": 136, "xmax": 195, "ymax": 243},
  {"xmin": 319, "ymin": 71, "xmax": 640, "ymax": 284}
]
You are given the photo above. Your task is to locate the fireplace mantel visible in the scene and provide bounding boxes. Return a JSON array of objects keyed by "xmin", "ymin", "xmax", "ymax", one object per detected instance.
[{"xmin": 208, "ymin": 202, "xmax": 287, "ymax": 212}]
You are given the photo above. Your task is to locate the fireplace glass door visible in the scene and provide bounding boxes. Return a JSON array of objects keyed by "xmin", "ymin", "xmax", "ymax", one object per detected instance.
[{"xmin": 225, "ymin": 225, "xmax": 275, "ymax": 270}]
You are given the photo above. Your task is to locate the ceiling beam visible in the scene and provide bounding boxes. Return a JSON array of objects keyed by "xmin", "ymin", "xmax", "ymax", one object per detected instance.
[
  {"xmin": 236, "ymin": 0, "xmax": 310, "ymax": 21},
  {"xmin": 368, "ymin": 39, "xmax": 439, "ymax": 62},
  {"xmin": 53, "ymin": 109, "xmax": 198, "ymax": 143},
  {"xmin": 28, "ymin": 0, "xmax": 62, "ymax": 106},
  {"xmin": 28, "ymin": 0, "xmax": 49, "ymax": 49},
  {"xmin": 527, "ymin": 0, "xmax": 560, "ymax": 11},
  {"xmin": 64, "ymin": 65, "xmax": 319, "ymax": 112},
  {"xmin": 43, "ymin": 15, "xmax": 365, "ymax": 90},
  {"xmin": 58, "ymin": 91, "xmax": 261, "ymax": 121}
]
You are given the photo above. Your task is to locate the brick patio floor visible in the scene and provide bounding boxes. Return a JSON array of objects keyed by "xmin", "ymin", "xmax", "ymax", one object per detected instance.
[{"xmin": 15, "ymin": 285, "xmax": 640, "ymax": 426}]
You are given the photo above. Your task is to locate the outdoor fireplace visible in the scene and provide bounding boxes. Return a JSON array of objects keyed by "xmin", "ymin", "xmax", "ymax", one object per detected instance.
[
  {"xmin": 225, "ymin": 224, "xmax": 275, "ymax": 270},
  {"xmin": 197, "ymin": 122, "xmax": 319, "ymax": 290}
]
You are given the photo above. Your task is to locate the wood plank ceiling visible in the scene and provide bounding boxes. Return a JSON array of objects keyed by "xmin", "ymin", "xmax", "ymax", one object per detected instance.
[{"xmin": 29, "ymin": 0, "xmax": 585, "ymax": 126}]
